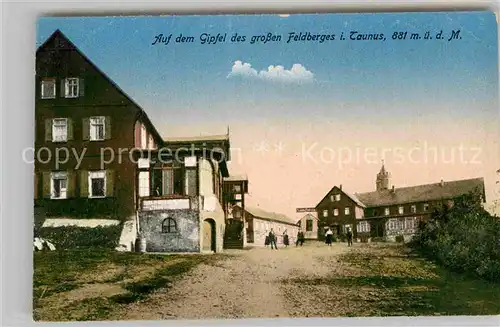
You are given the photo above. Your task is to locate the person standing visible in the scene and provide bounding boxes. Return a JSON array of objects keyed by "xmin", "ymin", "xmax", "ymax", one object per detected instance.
[
  {"xmin": 264, "ymin": 230, "xmax": 270, "ymax": 247},
  {"xmin": 325, "ymin": 228, "xmax": 333, "ymax": 246},
  {"xmin": 283, "ymin": 230, "xmax": 289, "ymax": 247},
  {"xmin": 346, "ymin": 227, "xmax": 353, "ymax": 247},
  {"xmin": 296, "ymin": 229, "xmax": 305, "ymax": 247},
  {"xmin": 269, "ymin": 228, "xmax": 278, "ymax": 250}
]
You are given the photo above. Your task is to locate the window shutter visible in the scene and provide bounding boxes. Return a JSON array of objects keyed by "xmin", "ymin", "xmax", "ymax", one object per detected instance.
[
  {"xmin": 106, "ymin": 169, "xmax": 115, "ymax": 197},
  {"xmin": 80, "ymin": 170, "xmax": 89, "ymax": 197},
  {"xmin": 60, "ymin": 79, "xmax": 66, "ymax": 98},
  {"xmin": 42, "ymin": 172, "xmax": 51, "ymax": 199},
  {"xmin": 82, "ymin": 118, "xmax": 90, "ymax": 141},
  {"xmin": 45, "ymin": 119, "xmax": 52, "ymax": 141},
  {"xmin": 67, "ymin": 118, "xmax": 74, "ymax": 141},
  {"xmin": 105, "ymin": 116, "xmax": 112, "ymax": 140},
  {"xmin": 67, "ymin": 171, "xmax": 76, "ymax": 197},
  {"xmin": 79, "ymin": 78, "xmax": 85, "ymax": 96}
]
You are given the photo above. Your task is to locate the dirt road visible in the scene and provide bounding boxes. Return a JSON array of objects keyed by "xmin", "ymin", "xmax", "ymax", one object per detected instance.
[{"xmin": 118, "ymin": 242, "xmax": 354, "ymax": 320}]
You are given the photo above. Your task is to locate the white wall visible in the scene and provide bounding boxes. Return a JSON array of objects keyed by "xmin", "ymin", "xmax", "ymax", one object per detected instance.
[
  {"xmin": 252, "ymin": 218, "xmax": 299, "ymax": 247},
  {"xmin": 198, "ymin": 158, "xmax": 225, "ymax": 253}
]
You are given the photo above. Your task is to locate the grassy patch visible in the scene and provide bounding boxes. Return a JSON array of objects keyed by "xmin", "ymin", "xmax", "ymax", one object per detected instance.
[
  {"xmin": 34, "ymin": 249, "xmax": 219, "ymax": 321},
  {"xmin": 285, "ymin": 243, "xmax": 500, "ymax": 316}
]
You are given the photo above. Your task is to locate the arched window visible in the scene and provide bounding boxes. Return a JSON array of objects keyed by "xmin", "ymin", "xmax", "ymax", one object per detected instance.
[{"xmin": 162, "ymin": 218, "xmax": 177, "ymax": 233}]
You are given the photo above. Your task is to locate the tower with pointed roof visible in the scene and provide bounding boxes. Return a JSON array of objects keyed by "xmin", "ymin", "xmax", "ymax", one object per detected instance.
[{"xmin": 376, "ymin": 161, "xmax": 391, "ymax": 191}]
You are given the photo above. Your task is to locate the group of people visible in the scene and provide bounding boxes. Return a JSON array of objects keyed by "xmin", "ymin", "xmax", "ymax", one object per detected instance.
[
  {"xmin": 325, "ymin": 227, "xmax": 353, "ymax": 247},
  {"xmin": 264, "ymin": 228, "xmax": 306, "ymax": 249},
  {"xmin": 264, "ymin": 227, "xmax": 354, "ymax": 249}
]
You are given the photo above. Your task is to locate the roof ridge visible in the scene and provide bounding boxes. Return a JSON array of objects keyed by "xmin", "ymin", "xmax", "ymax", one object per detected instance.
[{"xmin": 357, "ymin": 177, "xmax": 485, "ymax": 195}]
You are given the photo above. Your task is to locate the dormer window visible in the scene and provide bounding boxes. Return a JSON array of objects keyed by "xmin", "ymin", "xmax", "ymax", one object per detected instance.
[{"xmin": 41, "ymin": 79, "xmax": 56, "ymax": 99}]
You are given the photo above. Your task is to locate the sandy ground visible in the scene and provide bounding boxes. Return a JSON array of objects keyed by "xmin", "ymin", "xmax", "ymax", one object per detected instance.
[{"xmin": 117, "ymin": 241, "xmax": 354, "ymax": 320}]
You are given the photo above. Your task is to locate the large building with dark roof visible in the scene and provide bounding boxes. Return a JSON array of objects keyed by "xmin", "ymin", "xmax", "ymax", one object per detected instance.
[{"xmin": 316, "ymin": 164, "xmax": 486, "ymax": 242}]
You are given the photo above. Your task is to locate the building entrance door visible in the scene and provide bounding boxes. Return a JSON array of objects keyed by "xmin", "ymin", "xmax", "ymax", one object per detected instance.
[{"xmin": 202, "ymin": 219, "xmax": 216, "ymax": 252}]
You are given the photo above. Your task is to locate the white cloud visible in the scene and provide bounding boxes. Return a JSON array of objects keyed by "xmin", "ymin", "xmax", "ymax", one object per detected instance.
[{"xmin": 227, "ymin": 60, "xmax": 314, "ymax": 84}]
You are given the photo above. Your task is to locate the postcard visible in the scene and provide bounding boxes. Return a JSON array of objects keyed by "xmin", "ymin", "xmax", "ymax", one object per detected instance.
[{"xmin": 33, "ymin": 11, "xmax": 500, "ymax": 321}]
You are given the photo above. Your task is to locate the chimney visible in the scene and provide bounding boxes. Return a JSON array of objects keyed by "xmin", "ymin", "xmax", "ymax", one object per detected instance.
[
  {"xmin": 440, "ymin": 179, "xmax": 444, "ymax": 187},
  {"xmin": 340, "ymin": 184, "xmax": 342, "ymax": 191}
]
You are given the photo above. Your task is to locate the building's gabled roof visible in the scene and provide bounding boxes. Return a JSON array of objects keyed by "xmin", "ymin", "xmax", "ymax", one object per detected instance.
[
  {"xmin": 343, "ymin": 190, "xmax": 366, "ymax": 208},
  {"xmin": 238, "ymin": 205, "xmax": 296, "ymax": 225},
  {"xmin": 315, "ymin": 185, "xmax": 366, "ymax": 209},
  {"xmin": 36, "ymin": 29, "xmax": 164, "ymax": 145},
  {"xmin": 356, "ymin": 177, "xmax": 485, "ymax": 207}
]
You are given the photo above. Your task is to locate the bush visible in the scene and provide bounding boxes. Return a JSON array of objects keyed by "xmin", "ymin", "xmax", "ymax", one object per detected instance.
[
  {"xmin": 37, "ymin": 225, "xmax": 122, "ymax": 249},
  {"xmin": 395, "ymin": 235, "xmax": 405, "ymax": 243},
  {"xmin": 411, "ymin": 190, "xmax": 500, "ymax": 282}
]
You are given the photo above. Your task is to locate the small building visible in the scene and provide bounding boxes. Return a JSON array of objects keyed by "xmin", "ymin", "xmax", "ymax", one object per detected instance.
[
  {"xmin": 231, "ymin": 205, "xmax": 299, "ymax": 247},
  {"xmin": 296, "ymin": 213, "xmax": 318, "ymax": 240}
]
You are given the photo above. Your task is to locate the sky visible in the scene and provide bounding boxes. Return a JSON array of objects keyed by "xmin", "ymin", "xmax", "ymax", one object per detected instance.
[{"xmin": 37, "ymin": 12, "xmax": 500, "ymax": 219}]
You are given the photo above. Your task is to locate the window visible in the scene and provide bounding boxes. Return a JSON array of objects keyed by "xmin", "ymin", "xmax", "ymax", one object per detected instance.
[
  {"xmin": 335, "ymin": 194, "xmax": 341, "ymax": 201},
  {"xmin": 141, "ymin": 124, "xmax": 147, "ymax": 148},
  {"xmin": 405, "ymin": 217, "xmax": 416, "ymax": 230},
  {"xmin": 90, "ymin": 116, "xmax": 105, "ymax": 141},
  {"xmin": 233, "ymin": 184, "xmax": 241, "ymax": 193},
  {"xmin": 64, "ymin": 78, "xmax": 79, "ymax": 98},
  {"xmin": 162, "ymin": 218, "xmax": 177, "ymax": 233},
  {"xmin": 306, "ymin": 219, "xmax": 313, "ymax": 232},
  {"xmin": 411, "ymin": 205, "xmax": 417, "ymax": 213},
  {"xmin": 323, "ymin": 210, "xmax": 328, "ymax": 217},
  {"xmin": 398, "ymin": 206, "xmax": 404, "ymax": 214},
  {"xmin": 423, "ymin": 203, "xmax": 429, "ymax": 211},
  {"xmin": 148, "ymin": 135, "xmax": 154, "ymax": 149},
  {"xmin": 52, "ymin": 118, "xmax": 68, "ymax": 142},
  {"xmin": 333, "ymin": 208, "xmax": 339, "ymax": 216},
  {"xmin": 41, "ymin": 79, "xmax": 56, "ymax": 99},
  {"xmin": 330, "ymin": 195, "xmax": 334, "ymax": 202},
  {"xmin": 398, "ymin": 219, "xmax": 405, "ymax": 230},
  {"xmin": 151, "ymin": 165, "xmax": 185, "ymax": 196},
  {"xmin": 344, "ymin": 207, "xmax": 350, "ymax": 215},
  {"xmin": 357, "ymin": 221, "xmax": 370, "ymax": 233},
  {"xmin": 51, "ymin": 172, "xmax": 67, "ymax": 199},
  {"xmin": 89, "ymin": 171, "xmax": 106, "ymax": 198},
  {"xmin": 384, "ymin": 207, "xmax": 390, "ymax": 216},
  {"xmin": 388, "ymin": 219, "xmax": 398, "ymax": 231}
]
